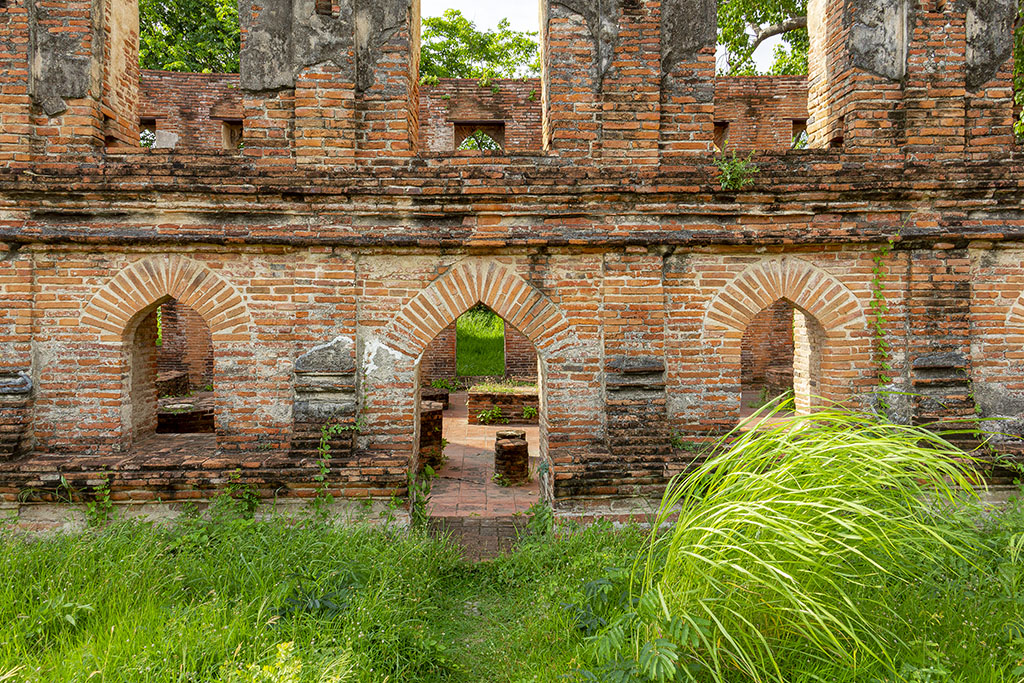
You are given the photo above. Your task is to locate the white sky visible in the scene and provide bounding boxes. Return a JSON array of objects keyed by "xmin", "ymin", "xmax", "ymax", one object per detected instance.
[{"xmin": 420, "ymin": 3, "xmax": 781, "ymax": 73}]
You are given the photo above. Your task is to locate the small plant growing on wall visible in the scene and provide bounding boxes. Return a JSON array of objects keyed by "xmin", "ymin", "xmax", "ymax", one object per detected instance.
[
  {"xmin": 522, "ymin": 406, "xmax": 538, "ymax": 420},
  {"xmin": 477, "ymin": 406, "xmax": 509, "ymax": 425},
  {"xmin": 713, "ymin": 150, "xmax": 759, "ymax": 191}
]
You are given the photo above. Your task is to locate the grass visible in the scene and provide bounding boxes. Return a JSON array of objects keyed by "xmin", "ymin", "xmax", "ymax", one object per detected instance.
[
  {"xmin": 468, "ymin": 380, "xmax": 537, "ymax": 394},
  {"xmin": 456, "ymin": 305, "xmax": 505, "ymax": 377},
  {"xmin": 4, "ymin": 409, "xmax": 1024, "ymax": 682}
]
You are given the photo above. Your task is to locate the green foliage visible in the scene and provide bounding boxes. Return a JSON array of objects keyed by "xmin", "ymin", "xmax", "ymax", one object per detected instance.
[
  {"xmin": 84, "ymin": 475, "xmax": 114, "ymax": 528},
  {"xmin": 409, "ymin": 465, "xmax": 436, "ymax": 529},
  {"xmin": 871, "ymin": 240, "xmax": 895, "ymax": 411},
  {"xmin": 456, "ymin": 304, "xmax": 506, "ymax": 376},
  {"xmin": 713, "ymin": 150, "xmax": 759, "ymax": 191},
  {"xmin": 420, "ymin": 10, "xmax": 540, "ymax": 82},
  {"xmin": 717, "ymin": 0, "xmax": 808, "ymax": 75},
  {"xmin": 314, "ymin": 419, "xmax": 365, "ymax": 519},
  {"xmin": 469, "ymin": 380, "xmax": 536, "ymax": 394},
  {"xmin": 429, "ymin": 377, "xmax": 460, "ymax": 393},
  {"xmin": 477, "ymin": 406, "xmax": 509, "ymax": 425},
  {"xmin": 581, "ymin": 405, "xmax": 994, "ymax": 682},
  {"xmin": 220, "ymin": 641, "xmax": 351, "ymax": 683},
  {"xmin": 523, "ymin": 405, "xmax": 539, "ymax": 420},
  {"xmin": 139, "ymin": 0, "xmax": 240, "ymax": 73},
  {"xmin": 457, "ymin": 130, "xmax": 503, "ymax": 151}
]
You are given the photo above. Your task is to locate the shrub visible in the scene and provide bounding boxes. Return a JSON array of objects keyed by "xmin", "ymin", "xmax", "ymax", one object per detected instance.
[{"xmin": 583, "ymin": 406, "xmax": 985, "ymax": 682}]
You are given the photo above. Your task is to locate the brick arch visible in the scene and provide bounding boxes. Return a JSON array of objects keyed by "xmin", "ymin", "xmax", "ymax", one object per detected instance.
[
  {"xmin": 704, "ymin": 257, "xmax": 865, "ymax": 336},
  {"xmin": 81, "ymin": 255, "xmax": 250, "ymax": 342},
  {"xmin": 1008, "ymin": 293, "xmax": 1024, "ymax": 332},
  {"xmin": 381, "ymin": 258, "xmax": 572, "ymax": 360}
]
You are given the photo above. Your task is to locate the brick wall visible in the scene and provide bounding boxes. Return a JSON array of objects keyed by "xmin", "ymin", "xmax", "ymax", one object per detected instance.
[
  {"xmin": 128, "ymin": 308, "xmax": 160, "ymax": 448},
  {"xmin": 420, "ymin": 321, "xmax": 456, "ymax": 383},
  {"xmin": 740, "ymin": 300, "xmax": 795, "ymax": 385},
  {"xmin": 157, "ymin": 300, "xmax": 214, "ymax": 389},
  {"xmin": 504, "ymin": 325, "xmax": 538, "ymax": 381},
  {"xmin": 714, "ymin": 77, "xmax": 808, "ymax": 151},
  {"xmin": 139, "ymin": 71, "xmax": 242, "ymax": 151},
  {"xmin": 419, "ymin": 79, "xmax": 542, "ymax": 153},
  {"xmin": 0, "ymin": 0, "xmax": 1023, "ymax": 511}
]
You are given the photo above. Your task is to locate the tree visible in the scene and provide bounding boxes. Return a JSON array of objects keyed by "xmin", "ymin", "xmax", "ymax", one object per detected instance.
[
  {"xmin": 139, "ymin": 0, "xmax": 240, "ymax": 73},
  {"xmin": 420, "ymin": 9, "xmax": 540, "ymax": 83},
  {"xmin": 717, "ymin": 0, "xmax": 808, "ymax": 75}
]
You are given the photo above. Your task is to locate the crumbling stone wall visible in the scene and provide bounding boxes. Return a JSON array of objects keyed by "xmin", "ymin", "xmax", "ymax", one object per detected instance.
[{"xmin": 0, "ymin": 0, "xmax": 1022, "ymax": 513}]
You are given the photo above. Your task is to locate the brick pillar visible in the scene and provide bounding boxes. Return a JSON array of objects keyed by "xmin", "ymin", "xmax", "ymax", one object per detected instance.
[
  {"xmin": 354, "ymin": 0, "xmax": 420, "ymax": 161},
  {"xmin": 906, "ymin": 245, "xmax": 976, "ymax": 426},
  {"xmin": 659, "ymin": 0, "xmax": 716, "ymax": 157},
  {"xmin": 963, "ymin": 0, "xmax": 1017, "ymax": 160},
  {"xmin": 903, "ymin": 4, "xmax": 966, "ymax": 162},
  {"xmin": 0, "ymin": 0, "xmax": 32, "ymax": 162},
  {"xmin": 600, "ymin": 248, "xmax": 671, "ymax": 497},
  {"xmin": 541, "ymin": 1, "xmax": 601, "ymax": 157},
  {"xmin": 807, "ymin": 0, "xmax": 908, "ymax": 155}
]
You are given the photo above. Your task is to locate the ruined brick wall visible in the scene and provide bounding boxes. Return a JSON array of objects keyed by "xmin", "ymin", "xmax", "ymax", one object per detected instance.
[
  {"xmin": 128, "ymin": 309, "xmax": 160, "ymax": 448},
  {"xmin": 157, "ymin": 300, "xmax": 214, "ymax": 390},
  {"xmin": 139, "ymin": 71, "xmax": 242, "ymax": 150},
  {"xmin": 420, "ymin": 321, "xmax": 456, "ymax": 383},
  {"xmin": 504, "ymin": 325, "xmax": 538, "ymax": 381},
  {"xmin": 714, "ymin": 77, "xmax": 808, "ymax": 151},
  {"xmin": 419, "ymin": 79, "xmax": 543, "ymax": 153},
  {"xmin": 1, "ymin": 0, "xmax": 1023, "ymax": 512},
  {"xmin": 740, "ymin": 300, "xmax": 796, "ymax": 386}
]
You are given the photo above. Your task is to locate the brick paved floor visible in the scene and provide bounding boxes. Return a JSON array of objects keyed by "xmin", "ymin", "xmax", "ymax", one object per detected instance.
[{"xmin": 428, "ymin": 392, "xmax": 541, "ymax": 518}]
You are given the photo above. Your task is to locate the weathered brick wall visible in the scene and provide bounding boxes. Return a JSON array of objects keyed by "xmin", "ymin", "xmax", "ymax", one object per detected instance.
[
  {"xmin": 0, "ymin": 0, "xmax": 1023, "ymax": 512},
  {"xmin": 505, "ymin": 325, "xmax": 538, "ymax": 381},
  {"xmin": 714, "ymin": 77, "xmax": 808, "ymax": 151},
  {"xmin": 128, "ymin": 309, "xmax": 160, "ymax": 448},
  {"xmin": 139, "ymin": 71, "xmax": 242, "ymax": 150},
  {"xmin": 157, "ymin": 300, "xmax": 214, "ymax": 390},
  {"xmin": 741, "ymin": 300, "xmax": 795, "ymax": 386},
  {"xmin": 419, "ymin": 79, "xmax": 542, "ymax": 153},
  {"xmin": 420, "ymin": 321, "xmax": 456, "ymax": 383}
]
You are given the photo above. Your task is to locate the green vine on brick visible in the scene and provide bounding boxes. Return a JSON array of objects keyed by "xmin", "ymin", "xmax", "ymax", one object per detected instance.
[
  {"xmin": 313, "ymin": 417, "xmax": 366, "ymax": 519},
  {"xmin": 870, "ymin": 240, "xmax": 895, "ymax": 412}
]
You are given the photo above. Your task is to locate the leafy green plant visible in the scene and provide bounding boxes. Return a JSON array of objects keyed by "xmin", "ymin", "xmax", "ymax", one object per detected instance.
[
  {"xmin": 409, "ymin": 465, "xmax": 436, "ymax": 529},
  {"xmin": 314, "ymin": 418, "xmax": 366, "ymax": 519},
  {"xmin": 871, "ymin": 239, "xmax": 895, "ymax": 412},
  {"xmin": 588, "ymin": 405, "xmax": 986, "ymax": 682},
  {"xmin": 220, "ymin": 641, "xmax": 351, "ymax": 683},
  {"xmin": 429, "ymin": 377, "xmax": 460, "ymax": 393},
  {"xmin": 84, "ymin": 475, "xmax": 114, "ymax": 527},
  {"xmin": 713, "ymin": 150, "xmax": 759, "ymax": 191},
  {"xmin": 525, "ymin": 501, "xmax": 555, "ymax": 538},
  {"xmin": 477, "ymin": 406, "xmax": 509, "ymax": 425},
  {"xmin": 522, "ymin": 406, "xmax": 538, "ymax": 420}
]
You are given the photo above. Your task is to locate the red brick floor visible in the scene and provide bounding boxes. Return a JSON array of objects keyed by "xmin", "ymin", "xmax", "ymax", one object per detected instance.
[{"xmin": 429, "ymin": 393, "xmax": 540, "ymax": 518}]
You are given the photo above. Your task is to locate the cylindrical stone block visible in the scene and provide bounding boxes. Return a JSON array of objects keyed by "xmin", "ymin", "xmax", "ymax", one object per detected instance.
[
  {"xmin": 419, "ymin": 400, "xmax": 445, "ymax": 470},
  {"xmin": 495, "ymin": 437, "xmax": 529, "ymax": 484}
]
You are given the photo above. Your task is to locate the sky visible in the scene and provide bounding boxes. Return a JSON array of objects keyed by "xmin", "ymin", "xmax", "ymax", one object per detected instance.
[{"xmin": 419, "ymin": 2, "xmax": 781, "ymax": 73}]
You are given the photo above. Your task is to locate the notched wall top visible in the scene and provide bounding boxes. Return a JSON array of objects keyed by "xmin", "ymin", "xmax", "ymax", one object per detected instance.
[
  {"xmin": 549, "ymin": 0, "xmax": 622, "ymax": 86},
  {"xmin": 965, "ymin": 0, "xmax": 1016, "ymax": 92},
  {"xmin": 240, "ymin": 0, "xmax": 356, "ymax": 91},
  {"xmin": 845, "ymin": 0, "xmax": 912, "ymax": 81},
  {"xmin": 28, "ymin": 1, "xmax": 96, "ymax": 116},
  {"xmin": 660, "ymin": 0, "xmax": 716, "ymax": 73}
]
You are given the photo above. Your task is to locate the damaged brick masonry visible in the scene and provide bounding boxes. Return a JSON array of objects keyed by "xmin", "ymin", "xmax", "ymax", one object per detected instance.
[{"xmin": 0, "ymin": 0, "xmax": 1023, "ymax": 518}]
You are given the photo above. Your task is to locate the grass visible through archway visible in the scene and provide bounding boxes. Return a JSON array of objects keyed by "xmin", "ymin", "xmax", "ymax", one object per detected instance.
[{"xmin": 456, "ymin": 304, "xmax": 505, "ymax": 376}]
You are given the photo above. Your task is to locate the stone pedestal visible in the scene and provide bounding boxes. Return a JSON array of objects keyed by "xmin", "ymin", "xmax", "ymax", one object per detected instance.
[
  {"xmin": 419, "ymin": 401, "xmax": 445, "ymax": 471},
  {"xmin": 495, "ymin": 430, "xmax": 529, "ymax": 484}
]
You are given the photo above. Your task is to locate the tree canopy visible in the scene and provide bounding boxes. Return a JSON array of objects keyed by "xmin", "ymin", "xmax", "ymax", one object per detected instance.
[
  {"xmin": 419, "ymin": 10, "xmax": 540, "ymax": 82},
  {"xmin": 139, "ymin": 0, "xmax": 240, "ymax": 73},
  {"xmin": 717, "ymin": 0, "xmax": 808, "ymax": 75}
]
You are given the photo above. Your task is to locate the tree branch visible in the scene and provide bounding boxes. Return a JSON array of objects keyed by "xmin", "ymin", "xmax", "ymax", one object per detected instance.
[{"xmin": 750, "ymin": 15, "xmax": 808, "ymax": 53}]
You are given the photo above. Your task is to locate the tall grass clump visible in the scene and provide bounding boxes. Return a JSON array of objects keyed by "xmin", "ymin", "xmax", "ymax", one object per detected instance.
[
  {"xmin": 581, "ymin": 406, "xmax": 987, "ymax": 682},
  {"xmin": 456, "ymin": 304, "xmax": 505, "ymax": 376}
]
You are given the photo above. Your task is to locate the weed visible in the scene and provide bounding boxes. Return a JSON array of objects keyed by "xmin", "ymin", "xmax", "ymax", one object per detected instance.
[
  {"xmin": 84, "ymin": 474, "xmax": 114, "ymax": 527},
  {"xmin": 713, "ymin": 150, "xmax": 759, "ymax": 190},
  {"xmin": 429, "ymin": 377, "xmax": 460, "ymax": 393},
  {"xmin": 522, "ymin": 405, "xmax": 538, "ymax": 420},
  {"xmin": 314, "ymin": 418, "xmax": 366, "ymax": 519},
  {"xmin": 477, "ymin": 406, "xmax": 509, "ymax": 425},
  {"xmin": 409, "ymin": 465, "xmax": 436, "ymax": 528}
]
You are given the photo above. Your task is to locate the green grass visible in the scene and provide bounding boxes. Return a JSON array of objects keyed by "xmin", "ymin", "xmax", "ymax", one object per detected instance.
[
  {"xmin": 468, "ymin": 380, "xmax": 537, "ymax": 394},
  {"xmin": 456, "ymin": 305, "xmax": 505, "ymax": 377},
  {"xmin": 4, "ymin": 411, "xmax": 1024, "ymax": 682}
]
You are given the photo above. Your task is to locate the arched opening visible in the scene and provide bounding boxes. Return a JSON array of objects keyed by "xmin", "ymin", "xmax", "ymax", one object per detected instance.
[
  {"xmin": 122, "ymin": 297, "xmax": 218, "ymax": 452},
  {"xmin": 415, "ymin": 303, "xmax": 545, "ymax": 517},
  {"xmin": 739, "ymin": 298, "xmax": 825, "ymax": 418}
]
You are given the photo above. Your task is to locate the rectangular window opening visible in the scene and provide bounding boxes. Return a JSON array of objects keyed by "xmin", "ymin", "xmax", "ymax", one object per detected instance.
[
  {"xmin": 140, "ymin": 117, "xmax": 157, "ymax": 148},
  {"xmin": 791, "ymin": 119, "xmax": 808, "ymax": 149},
  {"xmin": 713, "ymin": 122, "xmax": 729, "ymax": 152},
  {"xmin": 221, "ymin": 120, "xmax": 243, "ymax": 151},
  {"xmin": 453, "ymin": 121, "xmax": 505, "ymax": 152}
]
